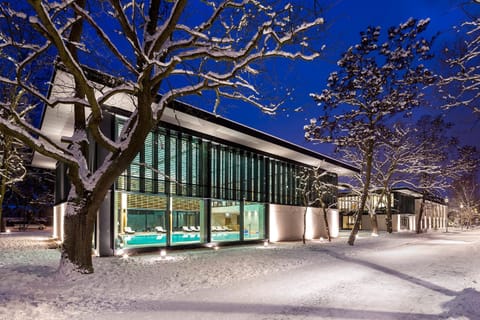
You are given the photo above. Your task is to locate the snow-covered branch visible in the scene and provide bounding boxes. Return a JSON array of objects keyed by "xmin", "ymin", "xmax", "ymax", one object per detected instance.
[{"xmin": 438, "ymin": 18, "xmax": 480, "ymax": 115}]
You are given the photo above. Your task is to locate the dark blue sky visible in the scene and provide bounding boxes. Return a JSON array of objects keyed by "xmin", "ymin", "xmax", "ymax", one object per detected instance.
[{"xmin": 182, "ymin": 0, "xmax": 480, "ymax": 157}]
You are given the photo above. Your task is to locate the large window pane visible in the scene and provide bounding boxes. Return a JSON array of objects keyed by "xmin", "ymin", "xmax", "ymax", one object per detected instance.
[
  {"xmin": 211, "ymin": 200, "xmax": 240, "ymax": 242},
  {"xmin": 115, "ymin": 192, "xmax": 167, "ymax": 249},
  {"xmin": 244, "ymin": 202, "xmax": 266, "ymax": 240},
  {"xmin": 171, "ymin": 197, "xmax": 206, "ymax": 245}
]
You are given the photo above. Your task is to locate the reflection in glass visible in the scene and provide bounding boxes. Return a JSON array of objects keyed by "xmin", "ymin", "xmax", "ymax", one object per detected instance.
[{"xmin": 211, "ymin": 200, "xmax": 240, "ymax": 242}]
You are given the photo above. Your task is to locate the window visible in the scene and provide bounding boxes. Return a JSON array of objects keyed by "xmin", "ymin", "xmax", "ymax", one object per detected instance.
[
  {"xmin": 244, "ymin": 202, "xmax": 266, "ymax": 240},
  {"xmin": 171, "ymin": 197, "xmax": 206, "ymax": 245},
  {"xmin": 211, "ymin": 200, "xmax": 240, "ymax": 242},
  {"xmin": 114, "ymin": 192, "xmax": 167, "ymax": 249}
]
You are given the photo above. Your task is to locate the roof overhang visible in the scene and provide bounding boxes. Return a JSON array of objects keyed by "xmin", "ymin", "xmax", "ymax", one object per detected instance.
[{"xmin": 32, "ymin": 69, "xmax": 358, "ymax": 176}]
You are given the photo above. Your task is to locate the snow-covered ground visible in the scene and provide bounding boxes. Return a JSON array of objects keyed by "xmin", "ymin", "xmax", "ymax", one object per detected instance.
[{"xmin": 1, "ymin": 228, "xmax": 480, "ymax": 320}]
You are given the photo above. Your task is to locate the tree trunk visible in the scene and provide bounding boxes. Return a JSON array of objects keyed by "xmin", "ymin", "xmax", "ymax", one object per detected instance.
[
  {"xmin": 322, "ymin": 205, "xmax": 331, "ymax": 242},
  {"xmin": 0, "ymin": 177, "xmax": 6, "ymax": 233},
  {"xmin": 386, "ymin": 191, "xmax": 393, "ymax": 233},
  {"xmin": 0, "ymin": 135, "xmax": 8, "ymax": 233},
  {"xmin": 348, "ymin": 142, "xmax": 374, "ymax": 245},
  {"xmin": 370, "ymin": 213, "xmax": 378, "ymax": 235},
  {"xmin": 416, "ymin": 195, "xmax": 426, "ymax": 234},
  {"xmin": 59, "ymin": 197, "xmax": 98, "ymax": 274}
]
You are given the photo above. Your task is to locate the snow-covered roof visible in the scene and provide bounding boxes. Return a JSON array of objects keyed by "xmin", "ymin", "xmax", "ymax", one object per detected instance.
[{"xmin": 32, "ymin": 69, "xmax": 358, "ymax": 176}]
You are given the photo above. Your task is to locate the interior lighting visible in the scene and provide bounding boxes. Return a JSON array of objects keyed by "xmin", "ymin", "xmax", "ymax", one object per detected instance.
[
  {"xmin": 5, "ymin": 229, "xmax": 11, "ymax": 234},
  {"xmin": 160, "ymin": 249, "xmax": 167, "ymax": 258},
  {"xmin": 214, "ymin": 246, "xmax": 219, "ymax": 251},
  {"xmin": 122, "ymin": 253, "xmax": 129, "ymax": 259},
  {"xmin": 264, "ymin": 240, "xmax": 269, "ymax": 247}
]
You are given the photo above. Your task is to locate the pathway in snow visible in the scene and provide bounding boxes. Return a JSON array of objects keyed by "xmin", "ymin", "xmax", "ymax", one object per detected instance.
[{"xmin": 1, "ymin": 229, "xmax": 480, "ymax": 320}]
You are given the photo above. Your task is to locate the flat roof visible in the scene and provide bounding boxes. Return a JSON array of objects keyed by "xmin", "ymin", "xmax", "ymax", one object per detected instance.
[{"xmin": 32, "ymin": 69, "xmax": 358, "ymax": 176}]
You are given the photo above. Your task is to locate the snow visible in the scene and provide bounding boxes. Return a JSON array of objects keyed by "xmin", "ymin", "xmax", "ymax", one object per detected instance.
[{"xmin": 1, "ymin": 228, "xmax": 480, "ymax": 319}]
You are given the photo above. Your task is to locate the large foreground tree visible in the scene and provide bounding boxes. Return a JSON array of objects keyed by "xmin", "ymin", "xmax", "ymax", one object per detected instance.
[
  {"xmin": 0, "ymin": 1, "xmax": 324, "ymax": 273},
  {"xmin": 305, "ymin": 18, "xmax": 436, "ymax": 245}
]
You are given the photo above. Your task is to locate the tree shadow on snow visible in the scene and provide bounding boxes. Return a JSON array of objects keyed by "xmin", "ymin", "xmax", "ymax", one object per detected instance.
[
  {"xmin": 6, "ymin": 264, "xmax": 57, "ymax": 278},
  {"xmin": 100, "ymin": 249, "xmax": 480, "ymax": 320},
  {"xmin": 107, "ymin": 300, "xmax": 443, "ymax": 320},
  {"xmin": 322, "ymin": 249, "xmax": 480, "ymax": 319}
]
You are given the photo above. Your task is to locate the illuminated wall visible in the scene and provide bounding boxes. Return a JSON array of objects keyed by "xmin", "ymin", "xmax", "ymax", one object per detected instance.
[
  {"xmin": 52, "ymin": 203, "xmax": 65, "ymax": 242},
  {"xmin": 269, "ymin": 204, "xmax": 339, "ymax": 241}
]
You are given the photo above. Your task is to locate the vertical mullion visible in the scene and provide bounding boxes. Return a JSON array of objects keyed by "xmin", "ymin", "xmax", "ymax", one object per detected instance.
[
  {"xmin": 153, "ymin": 131, "xmax": 159, "ymax": 194},
  {"xmin": 252, "ymin": 153, "xmax": 259, "ymax": 201},
  {"xmin": 165, "ymin": 130, "xmax": 171, "ymax": 195},
  {"xmin": 176, "ymin": 132, "xmax": 182, "ymax": 196},
  {"xmin": 216, "ymin": 145, "xmax": 221, "ymax": 199},
  {"xmin": 247, "ymin": 152, "xmax": 252, "ymax": 202},
  {"xmin": 187, "ymin": 136, "xmax": 193, "ymax": 197},
  {"xmin": 232, "ymin": 149, "xmax": 237, "ymax": 200},
  {"xmin": 264, "ymin": 158, "xmax": 270, "ymax": 204}
]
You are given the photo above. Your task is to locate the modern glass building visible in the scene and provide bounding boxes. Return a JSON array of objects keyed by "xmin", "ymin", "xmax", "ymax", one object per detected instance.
[{"xmin": 33, "ymin": 69, "xmax": 358, "ymax": 256}]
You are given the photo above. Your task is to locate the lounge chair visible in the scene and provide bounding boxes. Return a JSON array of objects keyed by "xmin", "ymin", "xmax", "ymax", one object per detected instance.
[
  {"xmin": 182, "ymin": 226, "xmax": 193, "ymax": 232},
  {"xmin": 190, "ymin": 226, "xmax": 200, "ymax": 232},
  {"xmin": 223, "ymin": 226, "xmax": 232, "ymax": 231},
  {"xmin": 155, "ymin": 226, "xmax": 167, "ymax": 233},
  {"xmin": 124, "ymin": 226, "xmax": 135, "ymax": 234}
]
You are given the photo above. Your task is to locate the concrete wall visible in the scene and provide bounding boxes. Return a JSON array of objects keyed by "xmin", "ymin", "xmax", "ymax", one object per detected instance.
[
  {"xmin": 269, "ymin": 204, "xmax": 339, "ymax": 241},
  {"xmin": 361, "ymin": 215, "xmax": 372, "ymax": 231},
  {"xmin": 359, "ymin": 214, "xmax": 416, "ymax": 232}
]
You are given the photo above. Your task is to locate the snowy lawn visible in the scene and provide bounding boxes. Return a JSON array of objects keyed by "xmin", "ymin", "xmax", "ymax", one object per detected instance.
[{"xmin": 1, "ymin": 228, "xmax": 480, "ymax": 320}]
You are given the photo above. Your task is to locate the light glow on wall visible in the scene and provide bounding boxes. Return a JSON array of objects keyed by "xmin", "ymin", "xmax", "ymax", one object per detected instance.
[
  {"xmin": 305, "ymin": 207, "xmax": 314, "ymax": 240},
  {"xmin": 53, "ymin": 203, "xmax": 66, "ymax": 242},
  {"xmin": 328, "ymin": 209, "xmax": 339, "ymax": 238},
  {"xmin": 268, "ymin": 205, "xmax": 280, "ymax": 242}
]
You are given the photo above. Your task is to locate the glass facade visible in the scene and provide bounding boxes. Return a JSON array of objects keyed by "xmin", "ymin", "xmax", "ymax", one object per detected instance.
[
  {"xmin": 171, "ymin": 197, "xmax": 206, "ymax": 245},
  {"xmin": 211, "ymin": 200, "xmax": 241, "ymax": 242},
  {"xmin": 113, "ymin": 116, "xmax": 337, "ymax": 249},
  {"xmin": 244, "ymin": 202, "xmax": 266, "ymax": 240}
]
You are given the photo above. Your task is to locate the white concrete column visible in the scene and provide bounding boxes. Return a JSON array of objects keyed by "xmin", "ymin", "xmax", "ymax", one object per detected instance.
[{"xmin": 328, "ymin": 209, "xmax": 339, "ymax": 238}]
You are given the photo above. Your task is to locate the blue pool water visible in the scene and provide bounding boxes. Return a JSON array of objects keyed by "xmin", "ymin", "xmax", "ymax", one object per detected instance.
[{"xmin": 122, "ymin": 232, "xmax": 261, "ymax": 247}]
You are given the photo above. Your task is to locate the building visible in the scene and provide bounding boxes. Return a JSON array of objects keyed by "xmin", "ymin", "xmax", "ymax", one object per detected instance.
[
  {"xmin": 32, "ymin": 69, "xmax": 358, "ymax": 256},
  {"xmin": 338, "ymin": 188, "xmax": 448, "ymax": 232}
]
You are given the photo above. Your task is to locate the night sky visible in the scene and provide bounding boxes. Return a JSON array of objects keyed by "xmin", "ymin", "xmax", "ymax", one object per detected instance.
[{"xmin": 181, "ymin": 0, "xmax": 480, "ymax": 157}]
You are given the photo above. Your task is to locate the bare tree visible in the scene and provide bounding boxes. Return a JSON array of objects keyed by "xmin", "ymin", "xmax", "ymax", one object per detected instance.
[
  {"xmin": 0, "ymin": 89, "xmax": 28, "ymax": 232},
  {"xmin": 305, "ymin": 18, "xmax": 436, "ymax": 245},
  {"xmin": 449, "ymin": 146, "xmax": 480, "ymax": 229},
  {"xmin": 0, "ymin": 1, "xmax": 323, "ymax": 274},
  {"xmin": 452, "ymin": 174, "xmax": 480, "ymax": 229},
  {"xmin": 371, "ymin": 124, "xmax": 440, "ymax": 233},
  {"xmin": 296, "ymin": 166, "xmax": 336, "ymax": 243},
  {"xmin": 392, "ymin": 116, "xmax": 463, "ymax": 233}
]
